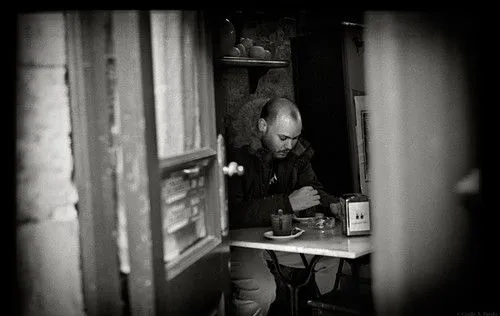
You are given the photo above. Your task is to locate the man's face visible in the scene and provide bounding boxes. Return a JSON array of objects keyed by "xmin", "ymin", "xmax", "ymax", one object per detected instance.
[{"xmin": 262, "ymin": 115, "xmax": 302, "ymax": 159}]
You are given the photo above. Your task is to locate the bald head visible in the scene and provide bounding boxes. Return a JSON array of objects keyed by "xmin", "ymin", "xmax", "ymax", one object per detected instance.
[
  {"xmin": 258, "ymin": 97, "xmax": 303, "ymax": 159},
  {"xmin": 260, "ymin": 97, "xmax": 302, "ymax": 125}
]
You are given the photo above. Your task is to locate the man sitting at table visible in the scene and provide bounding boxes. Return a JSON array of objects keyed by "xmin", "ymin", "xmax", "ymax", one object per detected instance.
[{"xmin": 226, "ymin": 97, "xmax": 344, "ymax": 316}]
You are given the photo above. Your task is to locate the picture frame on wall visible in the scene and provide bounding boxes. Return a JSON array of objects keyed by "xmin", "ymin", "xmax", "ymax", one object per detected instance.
[{"xmin": 354, "ymin": 95, "xmax": 370, "ymax": 195}]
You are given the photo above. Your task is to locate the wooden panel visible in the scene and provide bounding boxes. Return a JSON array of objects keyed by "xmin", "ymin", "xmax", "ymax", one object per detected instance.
[
  {"xmin": 164, "ymin": 241, "xmax": 230, "ymax": 315},
  {"xmin": 66, "ymin": 12, "xmax": 98, "ymax": 316},
  {"xmin": 196, "ymin": 11, "xmax": 220, "ymax": 239},
  {"xmin": 67, "ymin": 11, "xmax": 123, "ymax": 316},
  {"xmin": 113, "ymin": 11, "xmax": 167, "ymax": 316},
  {"xmin": 159, "ymin": 147, "xmax": 216, "ymax": 172}
]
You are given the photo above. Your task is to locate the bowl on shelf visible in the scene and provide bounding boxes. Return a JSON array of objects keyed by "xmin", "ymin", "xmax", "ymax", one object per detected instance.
[{"xmin": 218, "ymin": 18, "xmax": 236, "ymax": 57}]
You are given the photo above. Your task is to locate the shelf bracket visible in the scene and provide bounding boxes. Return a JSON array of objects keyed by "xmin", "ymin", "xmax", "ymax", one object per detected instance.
[{"xmin": 248, "ymin": 67, "xmax": 270, "ymax": 93}]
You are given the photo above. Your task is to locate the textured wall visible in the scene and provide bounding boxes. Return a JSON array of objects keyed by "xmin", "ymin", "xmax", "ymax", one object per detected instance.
[
  {"xmin": 17, "ymin": 13, "xmax": 84, "ymax": 316},
  {"xmin": 218, "ymin": 13, "xmax": 297, "ymax": 146}
]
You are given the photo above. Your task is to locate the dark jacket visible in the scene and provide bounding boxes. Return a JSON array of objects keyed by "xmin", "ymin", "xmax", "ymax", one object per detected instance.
[{"xmin": 227, "ymin": 138, "xmax": 339, "ymax": 229}]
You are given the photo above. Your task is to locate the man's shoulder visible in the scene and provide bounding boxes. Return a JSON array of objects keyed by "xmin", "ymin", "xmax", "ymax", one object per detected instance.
[
  {"xmin": 298, "ymin": 138, "xmax": 312, "ymax": 150},
  {"xmin": 292, "ymin": 138, "xmax": 315, "ymax": 160}
]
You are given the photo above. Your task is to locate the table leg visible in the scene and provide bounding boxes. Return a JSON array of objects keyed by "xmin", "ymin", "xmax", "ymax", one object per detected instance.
[
  {"xmin": 299, "ymin": 253, "xmax": 309, "ymax": 267},
  {"xmin": 347, "ymin": 259, "xmax": 361, "ymax": 296},
  {"xmin": 265, "ymin": 250, "xmax": 322, "ymax": 316},
  {"xmin": 300, "ymin": 253, "xmax": 321, "ymax": 297}
]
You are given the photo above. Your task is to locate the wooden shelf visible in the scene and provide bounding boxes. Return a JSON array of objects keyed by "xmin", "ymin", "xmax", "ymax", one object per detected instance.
[
  {"xmin": 219, "ymin": 56, "xmax": 290, "ymax": 68},
  {"xmin": 218, "ymin": 57, "xmax": 290, "ymax": 93}
]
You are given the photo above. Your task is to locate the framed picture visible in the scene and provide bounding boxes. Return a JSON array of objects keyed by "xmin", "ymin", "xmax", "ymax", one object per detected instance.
[{"xmin": 354, "ymin": 95, "xmax": 370, "ymax": 195}]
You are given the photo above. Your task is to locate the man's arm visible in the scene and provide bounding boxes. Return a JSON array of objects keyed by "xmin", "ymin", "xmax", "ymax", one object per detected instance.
[
  {"xmin": 228, "ymin": 174, "xmax": 293, "ymax": 229},
  {"xmin": 296, "ymin": 161, "xmax": 343, "ymax": 219},
  {"xmin": 226, "ymin": 147, "xmax": 294, "ymax": 229}
]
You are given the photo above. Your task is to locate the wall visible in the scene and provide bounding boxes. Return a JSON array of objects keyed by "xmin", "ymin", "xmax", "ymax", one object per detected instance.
[
  {"xmin": 17, "ymin": 13, "xmax": 84, "ymax": 316},
  {"xmin": 216, "ymin": 11, "xmax": 297, "ymax": 146}
]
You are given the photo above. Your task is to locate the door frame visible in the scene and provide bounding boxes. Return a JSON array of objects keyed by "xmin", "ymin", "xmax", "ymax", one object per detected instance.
[
  {"xmin": 112, "ymin": 10, "xmax": 168, "ymax": 315},
  {"xmin": 66, "ymin": 11, "xmax": 123, "ymax": 316},
  {"xmin": 68, "ymin": 10, "xmax": 229, "ymax": 316}
]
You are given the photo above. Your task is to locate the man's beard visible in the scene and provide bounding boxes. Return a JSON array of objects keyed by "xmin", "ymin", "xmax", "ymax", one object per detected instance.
[{"xmin": 274, "ymin": 150, "xmax": 289, "ymax": 158}]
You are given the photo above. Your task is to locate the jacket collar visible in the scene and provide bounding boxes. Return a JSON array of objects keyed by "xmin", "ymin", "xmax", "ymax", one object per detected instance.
[{"xmin": 248, "ymin": 138, "xmax": 311, "ymax": 163}]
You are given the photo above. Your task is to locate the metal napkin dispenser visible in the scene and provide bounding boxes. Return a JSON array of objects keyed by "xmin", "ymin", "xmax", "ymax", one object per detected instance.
[{"xmin": 341, "ymin": 193, "xmax": 371, "ymax": 236}]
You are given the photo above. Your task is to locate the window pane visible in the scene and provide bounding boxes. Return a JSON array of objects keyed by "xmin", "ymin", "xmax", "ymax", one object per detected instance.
[
  {"xmin": 161, "ymin": 160, "xmax": 209, "ymax": 263},
  {"xmin": 151, "ymin": 11, "xmax": 204, "ymax": 159}
]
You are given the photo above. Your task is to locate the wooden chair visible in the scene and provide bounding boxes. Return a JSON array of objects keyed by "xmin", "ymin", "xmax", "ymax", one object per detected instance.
[{"xmin": 307, "ymin": 255, "xmax": 374, "ymax": 316}]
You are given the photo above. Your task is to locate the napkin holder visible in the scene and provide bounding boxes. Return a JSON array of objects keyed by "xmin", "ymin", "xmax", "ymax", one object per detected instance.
[{"xmin": 341, "ymin": 193, "xmax": 371, "ymax": 236}]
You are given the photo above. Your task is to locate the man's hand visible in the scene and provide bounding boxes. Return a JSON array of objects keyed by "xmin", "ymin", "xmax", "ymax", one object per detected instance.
[
  {"xmin": 289, "ymin": 186, "xmax": 321, "ymax": 212},
  {"xmin": 329, "ymin": 198, "xmax": 345, "ymax": 220}
]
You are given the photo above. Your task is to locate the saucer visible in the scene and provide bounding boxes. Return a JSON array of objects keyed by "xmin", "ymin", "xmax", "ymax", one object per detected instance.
[
  {"xmin": 292, "ymin": 215, "xmax": 315, "ymax": 223},
  {"xmin": 264, "ymin": 227, "xmax": 305, "ymax": 240}
]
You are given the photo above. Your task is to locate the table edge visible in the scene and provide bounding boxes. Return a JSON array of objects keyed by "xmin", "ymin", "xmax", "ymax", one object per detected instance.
[{"xmin": 228, "ymin": 240, "xmax": 371, "ymax": 259}]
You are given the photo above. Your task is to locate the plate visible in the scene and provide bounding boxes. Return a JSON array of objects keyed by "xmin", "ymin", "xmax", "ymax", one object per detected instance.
[
  {"xmin": 264, "ymin": 227, "xmax": 305, "ymax": 240},
  {"xmin": 292, "ymin": 215, "xmax": 315, "ymax": 223}
]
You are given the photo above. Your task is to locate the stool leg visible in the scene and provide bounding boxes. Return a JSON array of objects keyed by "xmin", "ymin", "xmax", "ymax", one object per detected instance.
[
  {"xmin": 333, "ymin": 258, "xmax": 345, "ymax": 291},
  {"xmin": 292, "ymin": 286, "xmax": 300, "ymax": 316},
  {"xmin": 350, "ymin": 260, "xmax": 360, "ymax": 296},
  {"xmin": 345, "ymin": 259, "xmax": 362, "ymax": 297}
]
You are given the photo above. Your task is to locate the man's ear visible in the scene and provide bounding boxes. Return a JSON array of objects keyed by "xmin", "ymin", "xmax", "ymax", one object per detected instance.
[{"xmin": 258, "ymin": 118, "xmax": 267, "ymax": 134}]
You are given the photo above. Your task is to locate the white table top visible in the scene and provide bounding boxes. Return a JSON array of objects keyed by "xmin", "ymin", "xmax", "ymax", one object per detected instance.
[{"xmin": 229, "ymin": 223, "xmax": 372, "ymax": 259}]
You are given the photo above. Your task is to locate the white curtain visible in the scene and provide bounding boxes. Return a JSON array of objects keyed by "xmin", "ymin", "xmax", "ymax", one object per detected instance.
[{"xmin": 151, "ymin": 10, "xmax": 211, "ymax": 159}]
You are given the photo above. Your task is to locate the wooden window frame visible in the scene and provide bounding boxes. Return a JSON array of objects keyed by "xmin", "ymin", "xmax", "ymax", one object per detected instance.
[
  {"xmin": 68, "ymin": 10, "xmax": 222, "ymax": 315},
  {"xmin": 113, "ymin": 9, "xmax": 222, "ymax": 313},
  {"xmin": 66, "ymin": 11, "xmax": 123, "ymax": 316}
]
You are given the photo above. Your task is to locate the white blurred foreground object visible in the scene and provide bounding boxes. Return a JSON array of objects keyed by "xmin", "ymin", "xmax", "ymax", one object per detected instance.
[
  {"xmin": 222, "ymin": 161, "xmax": 244, "ymax": 176},
  {"xmin": 366, "ymin": 11, "xmax": 482, "ymax": 314}
]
